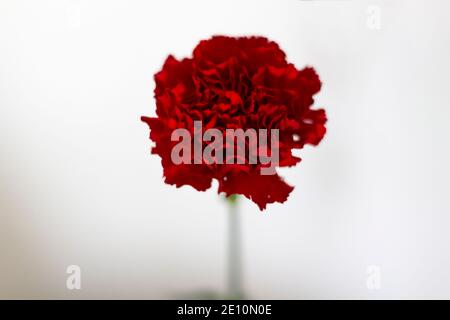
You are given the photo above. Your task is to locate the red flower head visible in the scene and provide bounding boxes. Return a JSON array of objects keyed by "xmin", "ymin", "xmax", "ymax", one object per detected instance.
[{"xmin": 142, "ymin": 36, "xmax": 326, "ymax": 210}]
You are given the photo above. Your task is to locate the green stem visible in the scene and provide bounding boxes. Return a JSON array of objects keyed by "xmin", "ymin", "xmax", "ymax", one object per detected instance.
[{"xmin": 226, "ymin": 194, "xmax": 243, "ymax": 299}]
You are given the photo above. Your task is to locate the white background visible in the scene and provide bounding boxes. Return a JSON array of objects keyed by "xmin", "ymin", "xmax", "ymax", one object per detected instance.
[{"xmin": 1, "ymin": 0, "xmax": 449, "ymax": 299}]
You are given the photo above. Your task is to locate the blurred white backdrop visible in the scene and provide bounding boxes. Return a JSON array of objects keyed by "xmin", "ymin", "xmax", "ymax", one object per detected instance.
[{"xmin": 0, "ymin": 0, "xmax": 449, "ymax": 299}]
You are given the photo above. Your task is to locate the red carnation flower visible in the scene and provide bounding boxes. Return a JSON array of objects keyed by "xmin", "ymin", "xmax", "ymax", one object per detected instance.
[{"xmin": 141, "ymin": 36, "xmax": 326, "ymax": 210}]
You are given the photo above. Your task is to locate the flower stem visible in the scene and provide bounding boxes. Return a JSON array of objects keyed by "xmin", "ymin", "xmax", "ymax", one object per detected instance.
[{"xmin": 226, "ymin": 194, "xmax": 243, "ymax": 299}]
